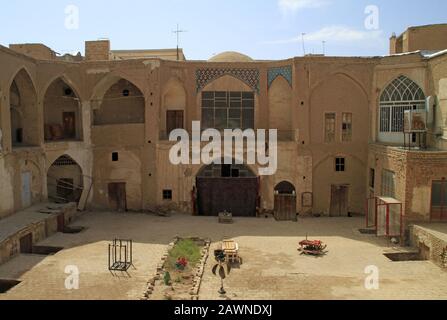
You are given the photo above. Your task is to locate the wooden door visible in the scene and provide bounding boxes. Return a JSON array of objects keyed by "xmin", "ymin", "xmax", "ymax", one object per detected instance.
[
  {"xmin": 274, "ymin": 194, "xmax": 297, "ymax": 221},
  {"xmin": 62, "ymin": 112, "xmax": 76, "ymax": 139},
  {"xmin": 108, "ymin": 183, "xmax": 127, "ymax": 212},
  {"xmin": 166, "ymin": 110, "xmax": 184, "ymax": 135},
  {"xmin": 21, "ymin": 172, "xmax": 32, "ymax": 208},
  {"xmin": 196, "ymin": 177, "xmax": 258, "ymax": 217},
  {"xmin": 20, "ymin": 234, "xmax": 33, "ymax": 254},
  {"xmin": 431, "ymin": 180, "xmax": 447, "ymax": 221},
  {"xmin": 330, "ymin": 185, "xmax": 349, "ymax": 217},
  {"xmin": 57, "ymin": 213, "xmax": 65, "ymax": 232}
]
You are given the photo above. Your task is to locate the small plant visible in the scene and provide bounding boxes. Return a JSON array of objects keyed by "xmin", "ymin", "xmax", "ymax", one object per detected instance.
[
  {"xmin": 164, "ymin": 271, "xmax": 172, "ymax": 286},
  {"xmin": 167, "ymin": 239, "xmax": 201, "ymax": 271}
]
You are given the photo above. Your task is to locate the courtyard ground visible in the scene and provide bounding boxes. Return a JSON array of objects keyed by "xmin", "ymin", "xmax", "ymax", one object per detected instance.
[{"xmin": 0, "ymin": 212, "xmax": 446, "ymax": 300}]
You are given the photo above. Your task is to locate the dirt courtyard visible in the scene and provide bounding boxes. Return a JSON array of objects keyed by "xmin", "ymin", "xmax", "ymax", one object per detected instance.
[{"xmin": 0, "ymin": 212, "xmax": 446, "ymax": 300}]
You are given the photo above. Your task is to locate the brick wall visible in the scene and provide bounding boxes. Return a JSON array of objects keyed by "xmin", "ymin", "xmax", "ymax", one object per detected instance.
[
  {"xmin": 411, "ymin": 225, "xmax": 447, "ymax": 269},
  {"xmin": 85, "ymin": 40, "xmax": 110, "ymax": 61}
]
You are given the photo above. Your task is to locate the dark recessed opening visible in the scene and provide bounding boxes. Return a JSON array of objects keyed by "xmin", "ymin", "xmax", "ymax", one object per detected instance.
[
  {"xmin": 221, "ymin": 164, "xmax": 231, "ymax": 178},
  {"xmin": 359, "ymin": 228, "xmax": 376, "ymax": 235},
  {"xmin": 63, "ymin": 226, "xmax": 86, "ymax": 234},
  {"xmin": 301, "ymin": 101, "xmax": 304, "ymax": 106},
  {"xmin": 32, "ymin": 246, "xmax": 64, "ymax": 256},
  {"xmin": 64, "ymin": 88, "xmax": 73, "ymax": 96},
  {"xmin": 163, "ymin": 189, "xmax": 173, "ymax": 200},
  {"xmin": 16, "ymin": 128, "xmax": 23, "ymax": 143},
  {"xmin": 0, "ymin": 279, "xmax": 21, "ymax": 294},
  {"xmin": 384, "ymin": 252, "xmax": 426, "ymax": 262},
  {"xmin": 122, "ymin": 89, "xmax": 130, "ymax": 97},
  {"xmin": 112, "ymin": 152, "xmax": 119, "ymax": 162}
]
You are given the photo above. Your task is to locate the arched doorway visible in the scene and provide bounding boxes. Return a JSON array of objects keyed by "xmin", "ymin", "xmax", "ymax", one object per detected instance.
[
  {"xmin": 274, "ymin": 181, "xmax": 297, "ymax": 221},
  {"xmin": 196, "ymin": 162, "xmax": 259, "ymax": 217},
  {"xmin": 47, "ymin": 155, "xmax": 83, "ymax": 204}
]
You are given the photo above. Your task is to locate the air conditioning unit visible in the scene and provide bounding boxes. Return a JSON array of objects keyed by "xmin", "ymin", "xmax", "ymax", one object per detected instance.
[{"xmin": 404, "ymin": 110, "xmax": 427, "ymax": 133}]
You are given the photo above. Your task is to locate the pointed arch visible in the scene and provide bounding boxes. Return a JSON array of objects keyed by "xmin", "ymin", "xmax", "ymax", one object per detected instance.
[
  {"xmin": 380, "ymin": 75, "xmax": 425, "ymax": 103},
  {"xmin": 161, "ymin": 77, "xmax": 186, "ymax": 138},
  {"xmin": 47, "ymin": 155, "xmax": 83, "ymax": 204},
  {"xmin": 43, "ymin": 77, "xmax": 82, "ymax": 141},
  {"xmin": 379, "ymin": 75, "xmax": 426, "ymax": 136},
  {"xmin": 268, "ymin": 76, "xmax": 293, "ymax": 138},
  {"xmin": 92, "ymin": 76, "xmax": 145, "ymax": 125},
  {"xmin": 9, "ymin": 68, "xmax": 39, "ymax": 147}
]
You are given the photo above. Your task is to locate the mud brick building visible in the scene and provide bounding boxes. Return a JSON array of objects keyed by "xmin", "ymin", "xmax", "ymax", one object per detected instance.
[{"xmin": 0, "ymin": 24, "xmax": 446, "ymax": 225}]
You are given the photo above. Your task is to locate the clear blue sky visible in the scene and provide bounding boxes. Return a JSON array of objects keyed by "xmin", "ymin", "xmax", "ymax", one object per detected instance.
[{"xmin": 0, "ymin": 0, "xmax": 446, "ymax": 60}]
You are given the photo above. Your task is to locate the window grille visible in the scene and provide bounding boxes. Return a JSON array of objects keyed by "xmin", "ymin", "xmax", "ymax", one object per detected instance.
[
  {"xmin": 325, "ymin": 113, "xmax": 336, "ymax": 143},
  {"xmin": 342, "ymin": 113, "xmax": 352, "ymax": 142},
  {"xmin": 335, "ymin": 157, "xmax": 346, "ymax": 172},
  {"xmin": 53, "ymin": 156, "xmax": 77, "ymax": 166},
  {"xmin": 379, "ymin": 76, "xmax": 425, "ymax": 133},
  {"xmin": 202, "ymin": 91, "xmax": 254, "ymax": 130}
]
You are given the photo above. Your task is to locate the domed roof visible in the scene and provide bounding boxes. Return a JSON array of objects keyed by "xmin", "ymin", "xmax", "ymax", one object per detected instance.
[{"xmin": 208, "ymin": 51, "xmax": 254, "ymax": 62}]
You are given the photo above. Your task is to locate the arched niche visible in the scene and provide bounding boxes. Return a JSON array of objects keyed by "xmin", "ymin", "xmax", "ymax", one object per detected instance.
[
  {"xmin": 44, "ymin": 78, "xmax": 82, "ymax": 142},
  {"xmin": 310, "ymin": 73, "xmax": 368, "ymax": 144},
  {"xmin": 268, "ymin": 76, "xmax": 293, "ymax": 140},
  {"xmin": 93, "ymin": 79, "xmax": 145, "ymax": 125},
  {"xmin": 47, "ymin": 155, "xmax": 83, "ymax": 203},
  {"xmin": 9, "ymin": 69, "xmax": 39, "ymax": 147},
  {"xmin": 198, "ymin": 75, "xmax": 257, "ymax": 131},
  {"xmin": 161, "ymin": 78, "xmax": 186, "ymax": 138}
]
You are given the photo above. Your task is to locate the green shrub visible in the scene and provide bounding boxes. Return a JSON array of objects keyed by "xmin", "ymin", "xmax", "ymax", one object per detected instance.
[{"xmin": 167, "ymin": 239, "xmax": 201, "ymax": 271}]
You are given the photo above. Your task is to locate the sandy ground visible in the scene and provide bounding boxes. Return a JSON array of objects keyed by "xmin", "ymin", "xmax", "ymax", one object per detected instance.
[{"xmin": 0, "ymin": 211, "xmax": 446, "ymax": 300}]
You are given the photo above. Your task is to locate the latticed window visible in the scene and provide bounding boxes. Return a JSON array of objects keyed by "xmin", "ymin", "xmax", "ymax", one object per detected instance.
[
  {"xmin": 335, "ymin": 157, "xmax": 346, "ymax": 172},
  {"xmin": 202, "ymin": 91, "xmax": 255, "ymax": 130},
  {"xmin": 379, "ymin": 75, "xmax": 425, "ymax": 133},
  {"xmin": 342, "ymin": 113, "xmax": 352, "ymax": 142},
  {"xmin": 53, "ymin": 155, "xmax": 77, "ymax": 166},
  {"xmin": 381, "ymin": 170, "xmax": 396, "ymax": 198},
  {"xmin": 325, "ymin": 113, "xmax": 336, "ymax": 143}
]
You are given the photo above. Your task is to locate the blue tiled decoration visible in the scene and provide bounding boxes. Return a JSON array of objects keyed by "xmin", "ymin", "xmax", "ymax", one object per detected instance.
[
  {"xmin": 196, "ymin": 68, "xmax": 260, "ymax": 93},
  {"xmin": 268, "ymin": 66, "xmax": 293, "ymax": 89}
]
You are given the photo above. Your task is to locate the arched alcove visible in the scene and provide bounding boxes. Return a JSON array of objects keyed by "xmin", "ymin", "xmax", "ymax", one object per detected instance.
[
  {"xmin": 161, "ymin": 78, "xmax": 186, "ymax": 139},
  {"xmin": 268, "ymin": 76, "xmax": 293, "ymax": 140},
  {"xmin": 44, "ymin": 78, "xmax": 82, "ymax": 142},
  {"xmin": 9, "ymin": 69, "xmax": 38, "ymax": 147},
  {"xmin": 47, "ymin": 155, "xmax": 83, "ymax": 203},
  {"xmin": 93, "ymin": 79, "xmax": 145, "ymax": 125}
]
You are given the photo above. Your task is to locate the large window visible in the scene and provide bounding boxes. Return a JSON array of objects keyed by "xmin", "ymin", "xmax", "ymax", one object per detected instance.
[
  {"xmin": 325, "ymin": 113, "xmax": 336, "ymax": 143},
  {"xmin": 202, "ymin": 91, "xmax": 254, "ymax": 130},
  {"xmin": 379, "ymin": 75, "xmax": 425, "ymax": 133},
  {"xmin": 381, "ymin": 170, "xmax": 396, "ymax": 198}
]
